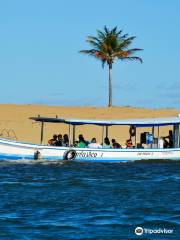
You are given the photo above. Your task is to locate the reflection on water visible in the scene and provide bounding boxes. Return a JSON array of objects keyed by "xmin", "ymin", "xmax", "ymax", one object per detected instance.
[{"xmin": 0, "ymin": 161, "xmax": 179, "ymax": 239}]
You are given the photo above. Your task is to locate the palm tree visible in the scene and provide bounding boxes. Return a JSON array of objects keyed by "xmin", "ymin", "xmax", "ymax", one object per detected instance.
[{"xmin": 80, "ymin": 26, "xmax": 142, "ymax": 107}]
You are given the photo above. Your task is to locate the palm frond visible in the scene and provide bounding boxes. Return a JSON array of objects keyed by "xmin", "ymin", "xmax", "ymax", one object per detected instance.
[
  {"xmin": 79, "ymin": 49, "xmax": 95, "ymax": 54},
  {"xmin": 120, "ymin": 56, "xmax": 143, "ymax": 63},
  {"xmin": 111, "ymin": 26, "xmax": 117, "ymax": 35},
  {"xmin": 130, "ymin": 56, "xmax": 143, "ymax": 63},
  {"xmin": 126, "ymin": 48, "xmax": 143, "ymax": 55},
  {"xmin": 80, "ymin": 26, "xmax": 143, "ymax": 66},
  {"xmin": 97, "ymin": 30, "xmax": 106, "ymax": 40},
  {"xmin": 79, "ymin": 49, "xmax": 96, "ymax": 57},
  {"xmin": 87, "ymin": 36, "xmax": 101, "ymax": 43},
  {"xmin": 117, "ymin": 29, "xmax": 123, "ymax": 36},
  {"xmin": 102, "ymin": 59, "xmax": 106, "ymax": 68},
  {"xmin": 118, "ymin": 36, "xmax": 136, "ymax": 50},
  {"xmin": 86, "ymin": 39, "xmax": 101, "ymax": 49},
  {"xmin": 112, "ymin": 51, "xmax": 129, "ymax": 58},
  {"xmin": 80, "ymin": 49, "xmax": 110, "ymax": 65},
  {"xmin": 104, "ymin": 26, "xmax": 109, "ymax": 34}
]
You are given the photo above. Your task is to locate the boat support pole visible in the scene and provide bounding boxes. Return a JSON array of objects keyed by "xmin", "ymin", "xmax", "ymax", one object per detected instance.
[
  {"xmin": 157, "ymin": 126, "xmax": 160, "ymax": 148},
  {"xmin": 68, "ymin": 124, "xmax": 71, "ymax": 147},
  {"xmin": 73, "ymin": 125, "xmax": 75, "ymax": 146},
  {"xmin": 40, "ymin": 121, "xmax": 44, "ymax": 144},
  {"xmin": 102, "ymin": 126, "xmax": 105, "ymax": 147},
  {"xmin": 105, "ymin": 126, "xmax": 108, "ymax": 138},
  {"xmin": 177, "ymin": 125, "xmax": 180, "ymax": 148},
  {"xmin": 151, "ymin": 126, "xmax": 154, "ymax": 148},
  {"xmin": 179, "ymin": 124, "xmax": 180, "ymax": 148}
]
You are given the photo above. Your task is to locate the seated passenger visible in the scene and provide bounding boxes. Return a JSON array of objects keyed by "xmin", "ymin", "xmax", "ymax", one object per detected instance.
[
  {"xmin": 111, "ymin": 139, "xmax": 121, "ymax": 148},
  {"xmin": 126, "ymin": 139, "xmax": 133, "ymax": 149},
  {"xmin": 114, "ymin": 142, "xmax": 121, "ymax": 148},
  {"xmin": 137, "ymin": 143, "xmax": 144, "ymax": 149},
  {"xmin": 158, "ymin": 137, "xmax": 164, "ymax": 149},
  {"xmin": 74, "ymin": 140, "xmax": 78, "ymax": 147},
  {"xmin": 55, "ymin": 134, "xmax": 63, "ymax": 146},
  {"xmin": 63, "ymin": 134, "xmax": 69, "ymax": 147},
  {"xmin": 78, "ymin": 134, "xmax": 87, "ymax": 148},
  {"xmin": 48, "ymin": 134, "xmax": 57, "ymax": 146},
  {"xmin": 163, "ymin": 137, "xmax": 169, "ymax": 148},
  {"xmin": 88, "ymin": 138, "xmax": 102, "ymax": 149},
  {"xmin": 103, "ymin": 137, "xmax": 111, "ymax": 148},
  {"xmin": 111, "ymin": 139, "xmax": 116, "ymax": 147}
]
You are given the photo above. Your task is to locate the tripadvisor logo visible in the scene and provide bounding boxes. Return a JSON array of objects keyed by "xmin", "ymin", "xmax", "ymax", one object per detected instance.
[
  {"xmin": 135, "ymin": 226, "xmax": 174, "ymax": 235},
  {"xmin": 135, "ymin": 227, "xmax": 143, "ymax": 235}
]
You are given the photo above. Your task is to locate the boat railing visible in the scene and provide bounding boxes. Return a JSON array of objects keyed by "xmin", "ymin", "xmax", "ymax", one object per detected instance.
[{"xmin": 0, "ymin": 129, "xmax": 18, "ymax": 141}]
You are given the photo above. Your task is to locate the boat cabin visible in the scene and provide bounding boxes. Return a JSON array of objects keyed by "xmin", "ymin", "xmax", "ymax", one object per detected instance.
[{"xmin": 30, "ymin": 115, "xmax": 180, "ymax": 149}]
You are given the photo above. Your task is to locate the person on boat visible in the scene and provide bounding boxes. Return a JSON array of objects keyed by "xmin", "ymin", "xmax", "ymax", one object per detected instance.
[
  {"xmin": 111, "ymin": 139, "xmax": 121, "ymax": 148},
  {"xmin": 126, "ymin": 139, "xmax": 133, "ymax": 149},
  {"xmin": 137, "ymin": 143, "xmax": 144, "ymax": 149},
  {"xmin": 103, "ymin": 137, "xmax": 111, "ymax": 148},
  {"xmin": 48, "ymin": 134, "xmax": 57, "ymax": 146},
  {"xmin": 77, "ymin": 134, "xmax": 87, "ymax": 148},
  {"xmin": 163, "ymin": 137, "xmax": 169, "ymax": 148},
  {"xmin": 55, "ymin": 134, "xmax": 63, "ymax": 146},
  {"xmin": 74, "ymin": 140, "xmax": 79, "ymax": 147},
  {"xmin": 111, "ymin": 139, "xmax": 116, "ymax": 147},
  {"xmin": 114, "ymin": 142, "xmax": 122, "ymax": 148},
  {"xmin": 88, "ymin": 138, "xmax": 102, "ymax": 149},
  {"xmin": 164, "ymin": 130, "xmax": 173, "ymax": 148},
  {"xmin": 63, "ymin": 134, "xmax": 69, "ymax": 147},
  {"xmin": 158, "ymin": 137, "xmax": 164, "ymax": 148},
  {"xmin": 129, "ymin": 125, "xmax": 136, "ymax": 140}
]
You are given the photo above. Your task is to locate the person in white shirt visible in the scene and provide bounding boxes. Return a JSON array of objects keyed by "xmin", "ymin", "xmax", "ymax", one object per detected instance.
[
  {"xmin": 158, "ymin": 137, "xmax": 164, "ymax": 149},
  {"xmin": 88, "ymin": 138, "xmax": 102, "ymax": 149}
]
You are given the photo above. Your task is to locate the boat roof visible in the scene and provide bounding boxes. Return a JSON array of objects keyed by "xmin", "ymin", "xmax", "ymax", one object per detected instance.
[{"xmin": 30, "ymin": 115, "xmax": 180, "ymax": 127}]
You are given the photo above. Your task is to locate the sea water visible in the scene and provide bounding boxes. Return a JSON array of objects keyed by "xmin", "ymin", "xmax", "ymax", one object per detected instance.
[{"xmin": 0, "ymin": 161, "xmax": 179, "ymax": 240}]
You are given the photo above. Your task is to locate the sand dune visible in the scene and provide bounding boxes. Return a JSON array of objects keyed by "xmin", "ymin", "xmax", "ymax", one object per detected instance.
[{"xmin": 0, "ymin": 104, "xmax": 179, "ymax": 145}]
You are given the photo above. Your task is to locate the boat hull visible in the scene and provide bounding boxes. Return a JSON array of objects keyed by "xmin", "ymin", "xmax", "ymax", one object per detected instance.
[{"xmin": 0, "ymin": 138, "xmax": 180, "ymax": 162}]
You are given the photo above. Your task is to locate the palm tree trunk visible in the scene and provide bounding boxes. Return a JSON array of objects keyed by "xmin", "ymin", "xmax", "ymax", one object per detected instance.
[{"xmin": 108, "ymin": 63, "xmax": 112, "ymax": 107}]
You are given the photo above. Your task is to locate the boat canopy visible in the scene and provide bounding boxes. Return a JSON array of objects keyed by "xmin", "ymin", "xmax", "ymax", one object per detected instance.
[{"xmin": 30, "ymin": 116, "xmax": 180, "ymax": 127}]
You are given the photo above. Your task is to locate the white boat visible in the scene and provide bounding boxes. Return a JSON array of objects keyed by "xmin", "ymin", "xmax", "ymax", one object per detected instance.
[{"xmin": 0, "ymin": 116, "xmax": 179, "ymax": 162}]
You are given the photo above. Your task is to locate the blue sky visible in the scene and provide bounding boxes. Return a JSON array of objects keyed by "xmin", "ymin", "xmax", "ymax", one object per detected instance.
[{"xmin": 0, "ymin": 0, "xmax": 179, "ymax": 108}]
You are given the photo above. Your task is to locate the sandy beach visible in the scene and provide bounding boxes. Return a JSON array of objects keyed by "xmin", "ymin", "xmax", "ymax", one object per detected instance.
[{"xmin": 0, "ymin": 104, "xmax": 179, "ymax": 145}]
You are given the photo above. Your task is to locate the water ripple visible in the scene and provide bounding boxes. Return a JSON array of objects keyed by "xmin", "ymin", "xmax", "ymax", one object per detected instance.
[{"xmin": 0, "ymin": 161, "xmax": 179, "ymax": 239}]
